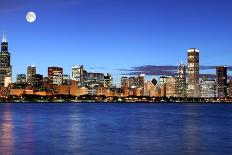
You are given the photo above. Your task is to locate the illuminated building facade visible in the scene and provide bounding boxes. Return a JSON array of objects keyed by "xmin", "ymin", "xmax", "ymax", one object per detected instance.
[
  {"xmin": 176, "ymin": 62, "xmax": 186, "ymax": 97},
  {"xmin": 121, "ymin": 77, "xmax": 129, "ymax": 96},
  {"xmin": 72, "ymin": 65, "xmax": 84, "ymax": 86},
  {"xmin": 84, "ymin": 72, "xmax": 105, "ymax": 88},
  {"xmin": 159, "ymin": 76, "xmax": 167, "ymax": 97},
  {"xmin": 27, "ymin": 65, "xmax": 36, "ymax": 84},
  {"xmin": 166, "ymin": 76, "xmax": 177, "ymax": 97},
  {"xmin": 200, "ymin": 78, "xmax": 216, "ymax": 98},
  {"xmin": 187, "ymin": 48, "xmax": 200, "ymax": 97},
  {"xmin": 48, "ymin": 67, "xmax": 63, "ymax": 85}
]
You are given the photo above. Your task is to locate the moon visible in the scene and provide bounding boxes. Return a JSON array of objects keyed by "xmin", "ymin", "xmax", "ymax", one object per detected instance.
[{"xmin": 26, "ymin": 12, "xmax": 36, "ymax": 23}]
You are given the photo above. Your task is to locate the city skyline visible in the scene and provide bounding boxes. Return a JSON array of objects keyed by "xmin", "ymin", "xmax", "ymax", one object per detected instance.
[
  {"xmin": 1, "ymin": 33, "xmax": 232, "ymax": 86},
  {"xmin": 1, "ymin": 0, "xmax": 232, "ymax": 82},
  {"xmin": 0, "ymin": 34, "xmax": 231, "ymax": 101}
]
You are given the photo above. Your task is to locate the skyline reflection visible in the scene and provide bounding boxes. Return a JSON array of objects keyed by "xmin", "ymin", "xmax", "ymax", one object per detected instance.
[{"xmin": 0, "ymin": 106, "xmax": 14, "ymax": 155}]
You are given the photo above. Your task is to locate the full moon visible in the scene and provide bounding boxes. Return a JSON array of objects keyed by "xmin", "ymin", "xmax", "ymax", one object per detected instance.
[{"xmin": 26, "ymin": 12, "xmax": 36, "ymax": 23}]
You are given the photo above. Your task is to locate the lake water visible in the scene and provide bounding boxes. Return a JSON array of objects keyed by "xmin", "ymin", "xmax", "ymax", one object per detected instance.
[{"xmin": 0, "ymin": 103, "xmax": 231, "ymax": 155}]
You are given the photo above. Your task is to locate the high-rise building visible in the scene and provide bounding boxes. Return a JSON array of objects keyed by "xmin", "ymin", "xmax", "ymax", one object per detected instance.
[
  {"xmin": 0, "ymin": 33, "xmax": 12, "ymax": 86},
  {"xmin": 121, "ymin": 77, "xmax": 129, "ymax": 96},
  {"xmin": 216, "ymin": 66, "xmax": 227, "ymax": 98},
  {"xmin": 128, "ymin": 77, "xmax": 136, "ymax": 88},
  {"xmin": 176, "ymin": 62, "xmax": 186, "ymax": 97},
  {"xmin": 187, "ymin": 48, "xmax": 200, "ymax": 97},
  {"xmin": 4, "ymin": 77, "xmax": 11, "ymax": 87},
  {"xmin": 16, "ymin": 74, "xmax": 27, "ymax": 84},
  {"xmin": 159, "ymin": 76, "xmax": 167, "ymax": 97},
  {"xmin": 63, "ymin": 74, "xmax": 70, "ymax": 85},
  {"xmin": 84, "ymin": 72, "xmax": 105, "ymax": 88},
  {"xmin": 200, "ymin": 78, "xmax": 216, "ymax": 98},
  {"xmin": 33, "ymin": 74, "xmax": 43, "ymax": 91},
  {"xmin": 228, "ymin": 79, "xmax": 232, "ymax": 98},
  {"xmin": 104, "ymin": 73, "xmax": 113, "ymax": 88},
  {"xmin": 166, "ymin": 76, "xmax": 177, "ymax": 97},
  {"xmin": 144, "ymin": 81, "xmax": 160, "ymax": 97},
  {"xmin": 27, "ymin": 65, "xmax": 36, "ymax": 84},
  {"xmin": 136, "ymin": 74, "xmax": 145, "ymax": 96},
  {"xmin": 136, "ymin": 74, "xmax": 145, "ymax": 88},
  {"xmin": 48, "ymin": 67, "xmax": 63, "ymax": 85},
  {"xmin": 72, "ymin": 65, "xmax": 84, "ymax": 86}
]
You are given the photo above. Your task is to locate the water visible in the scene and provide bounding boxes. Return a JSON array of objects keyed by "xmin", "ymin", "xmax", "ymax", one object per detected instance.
[{"xmin": 0, "ymin": 103, "xmax": 232, "ymax": 155}]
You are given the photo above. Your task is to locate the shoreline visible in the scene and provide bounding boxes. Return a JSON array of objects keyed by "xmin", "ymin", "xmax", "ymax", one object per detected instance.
[{"xmin": 1, "ymin": 101, "xmax": 232, "ymax": 104}]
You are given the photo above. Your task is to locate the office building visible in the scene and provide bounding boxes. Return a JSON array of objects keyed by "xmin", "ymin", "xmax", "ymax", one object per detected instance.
[
  {"xmin": 48, "ymin": 67, "xmax": 63, "ymax": 85},
  {"xmin": 27, "ymin": 65, "xmax": 36, "ymax": 84},
  {"xmin": 200, "ymin": 78, "xmax": 216, "ymax": 98},
  {"xmin": 187, "ymin": 48, "xmax": 200, "ymax": 97},
  {"xmin": 83, "ymin": 72, "xmax": 105, "ymax": 88},
  {"xmin": 72, "ymin": 65, "xmax": 84, "ymax": 86},
  {"xmin": 176, "ymin": 62, "xmax": 186, "ymax": 97},
  {"xmin": 16, "ymin": 74, "xmax": 26, "ymax": 84},
  {"xmin": 33, "ymin": 74, "xmax": 43, "ymax": 91},
  {"xmin": 166, "ymin": 76, "xmax": 177, "ymax": 97},
  {"xmin": 104, "ymin": 73, "xmax": 113, "ymax": 88},
  {"xmin": 216, "ymin": 66, "xmax": 227, "ymax": 98},
  {"xmin": 63, "ymin": 74, "xmax": 70, "ymax": 85},
  {"xmin": 0, "ymin": 33, "xmax": 12, "ymax": 86},
  {"xmin": 160, "ymin": 76, "xmax": 167, "ymax": 97}
]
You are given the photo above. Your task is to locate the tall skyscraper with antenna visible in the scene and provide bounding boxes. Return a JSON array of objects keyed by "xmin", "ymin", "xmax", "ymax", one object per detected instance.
[{"xmin": 0, "ymin": 33, "xmax": 12, "ymax": 86}]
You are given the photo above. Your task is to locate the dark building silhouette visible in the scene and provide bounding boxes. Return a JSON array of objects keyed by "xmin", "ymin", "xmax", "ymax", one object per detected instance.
[
  {"xmin": 16, "ymin": 74, "xmax": 26, "ymax": 84},
  {"xmin": 216, "ymin": 66, "xmax": 227, "ymax": 98},
  {"xmin": 33, "ymin": 74, "xmax": 43, "ymax": 91}
]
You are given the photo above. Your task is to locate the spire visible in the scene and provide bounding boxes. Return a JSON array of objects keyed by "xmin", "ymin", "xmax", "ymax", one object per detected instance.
[
  {"xmin": 2, "ymin": 33, "xmax": 4, "ymax": 42},
  {"xmin": 4, "ymin": 33, "xmax": 7, "ymax": 42},
  {"xmin": 180, "ymin": 60, "xmax": 183, "ymax": 65},
  {"xmin": 2, "ymin": 33, "xmax": 7, "ymax": 43}
]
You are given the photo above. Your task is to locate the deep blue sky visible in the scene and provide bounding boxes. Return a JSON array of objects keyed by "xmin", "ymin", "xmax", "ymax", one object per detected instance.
[{"xmin": 1, "ymin": 0, "xmax": 232, "ymax": 84}]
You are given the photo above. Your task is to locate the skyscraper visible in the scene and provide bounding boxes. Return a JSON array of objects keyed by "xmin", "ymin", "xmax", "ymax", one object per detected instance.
[
  {"xmin": 62, "ymin": 74, "xmax": 70, "ymax": 85},
  {"xmin": 128, "ymin": 77, "xmax": 136, "ymax": 88},
  {"xmin": 177, "ymin": 62, "xmax": 186, "ymax": 97},
  {"xmin": 72, "ymin": 65, "xmax": 84, "ymax": 86},
  {"xmin": 216, "ymin": 66, "xmax": 227, "ymax": 98},
  {"xmin": 121, "ymin": 77, "xmax": 129, "ymax": 96},
  {"xmin": 200, "ymin": 78, "xmax": 216, "ymax": 98},
  {"xmin": 48, "ymin": 67, "xmax": 63, "ymax": 85},
  {"xmin": 159, "ymin": 76, "xmax": 167, "ymax": 97},
  {"xmin": 104, "ymin": 73, "xmax": 113, "ymax": 88},
  {"xmin": 16, "ymin": 74, "xmax": 27, "ymax": 84},
  {"xmin": 33, "ymin": 74, "xmax": 43, "ymax": 91},
  {"xmin": 0, "ymin": 33, "xmax": 12, "ymax": 86},
  {"xmin": 166, "ymin": 76, "xmax": 177, "ymax": 97},
  {"xmin": 27, "ymin": 65, "xmax": 36, "ymax": 84},
  {"xmin": 136, "ymin": 74, "xmax": 145, "ymax": 88},
  {"xmin": 187, "ymin": 48, "xmax": 200, "ymax": 97}
]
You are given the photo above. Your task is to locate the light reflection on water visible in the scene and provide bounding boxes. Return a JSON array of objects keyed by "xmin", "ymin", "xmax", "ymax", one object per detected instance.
[
  {"xmin": 0, "ymin": 106, "xmax": 14, "ymax": 155},
  {"xmin": 0, "ymin": 103, "xmax": 231, "ymax": 155}
]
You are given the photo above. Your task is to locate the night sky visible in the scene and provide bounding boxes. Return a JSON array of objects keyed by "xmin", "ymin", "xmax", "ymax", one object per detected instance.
[{"xmin": 1, "ymin": 0, "xmax": 232, "ymax": 84}]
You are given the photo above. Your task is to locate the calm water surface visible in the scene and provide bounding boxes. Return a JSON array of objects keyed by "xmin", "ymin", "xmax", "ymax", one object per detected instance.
[{"xmin": 0, "ymin": 103, "xmax": 232, "ymax": 155}]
